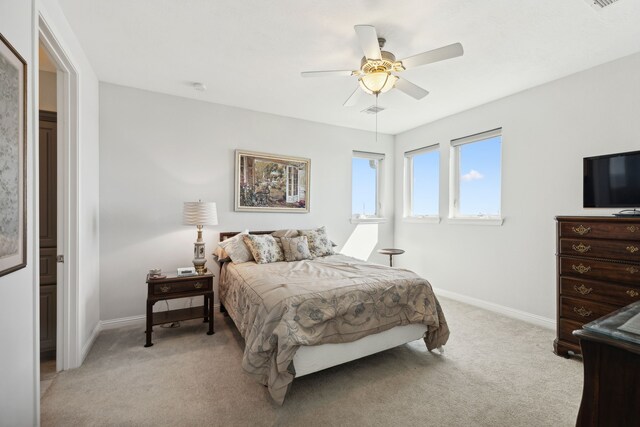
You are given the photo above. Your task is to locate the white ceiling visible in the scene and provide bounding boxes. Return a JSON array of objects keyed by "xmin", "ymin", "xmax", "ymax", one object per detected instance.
[{"xmin": 57, "ymin": 0, "xmax": 640, "ymax": 135}]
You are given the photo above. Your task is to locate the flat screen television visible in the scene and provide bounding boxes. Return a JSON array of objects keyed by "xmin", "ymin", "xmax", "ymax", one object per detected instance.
[{"xmin": 583, "ymin": 150, "xmax": 640, "ymax": 209}]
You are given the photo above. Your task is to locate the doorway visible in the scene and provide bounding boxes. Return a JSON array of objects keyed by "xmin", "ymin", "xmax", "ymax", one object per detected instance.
[
  {"xmin": 38, "ymin": 13, "xmax": 82, "ymax": 381},
  {"xmin": 38, "ymin": 43, "xmax": 58, "ymax": 395}
]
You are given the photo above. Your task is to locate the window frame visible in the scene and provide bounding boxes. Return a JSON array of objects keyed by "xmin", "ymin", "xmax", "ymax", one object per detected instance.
[
  {"xmin": 351, "ymin": 150, "xmax": 386, "ymax": 223},
  {"xmin": 403, "ymin": 144, "xmax": 440, "ymax": 222},
  {"xmin": 449, "ymin": 128, "xmax": 503, "ymax": 225}
]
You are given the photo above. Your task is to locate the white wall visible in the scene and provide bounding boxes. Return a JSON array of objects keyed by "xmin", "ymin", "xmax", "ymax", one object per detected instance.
[
  {"xmin": 0, "ymin": 1, "xmax": 37, "ymax": 425},
  {"xmin": 394, "ymin": 52, "xmax": 640, "ymax": 325},
  {"xmin": 99, "ymin": 83, "xmax": 394, "ymax": 322},
  {"xmin": 38, "ymin": 70, "xmax": 56, "ymax": 112},
  {"xmin": 39, "ymin": 0, "xmax": 102, "ymax": 362}
]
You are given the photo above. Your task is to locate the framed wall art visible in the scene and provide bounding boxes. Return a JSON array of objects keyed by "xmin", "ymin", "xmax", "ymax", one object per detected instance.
[
  {"xmin": 235, "ymin": 150, "xmax": 310, "ymax": 213},
  {"xmin": 0, "ymin": 33, "xmax": 27, "ymax": 277}
]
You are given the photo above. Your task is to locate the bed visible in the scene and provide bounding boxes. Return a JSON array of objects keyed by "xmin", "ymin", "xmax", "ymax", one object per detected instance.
[{"xmin": 217, "ymin": 231, "xmax": 449, "ymax": 404}]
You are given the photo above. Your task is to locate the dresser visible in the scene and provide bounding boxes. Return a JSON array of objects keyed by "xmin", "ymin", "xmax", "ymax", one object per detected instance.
[{"xmin": 554, "ymin": 216, "xmax": 640, "ymax": 357}]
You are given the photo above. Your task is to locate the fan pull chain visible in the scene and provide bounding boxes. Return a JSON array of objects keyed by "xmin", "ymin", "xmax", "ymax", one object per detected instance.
[{"xmin": 375, "ymin": 93, "xmax": 378, "ymax": 142}]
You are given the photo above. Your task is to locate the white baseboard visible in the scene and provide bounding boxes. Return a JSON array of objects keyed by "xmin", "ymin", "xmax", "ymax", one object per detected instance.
[
  {"xmin": 100, "ymin": 314, "xmax": 147, "ymax": 330},
  {"xmin": 81, "ymin": 321, "xmax": 101, "ymax": 362},
  {"xmin": 434, "ymin": 287, "xmax": 556, "ymax": 330},
  {"xmin": 99, "ymin": 303, "xmax": 221, "ymax": 331}
]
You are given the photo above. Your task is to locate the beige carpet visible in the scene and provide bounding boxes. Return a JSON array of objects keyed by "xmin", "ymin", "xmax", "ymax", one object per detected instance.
[{"xmin": 41, "ymin": 297, "xmax": 583, "ymax": 426}]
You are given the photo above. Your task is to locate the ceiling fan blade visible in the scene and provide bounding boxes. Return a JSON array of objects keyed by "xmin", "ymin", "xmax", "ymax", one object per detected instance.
[
  {"xmin": 394, "ymin": 77, "xmax": 429, "ymax": 100},
  {"xmin": 301, "ymin": 70, "xmax": 354, "ymax": 78},
  {"xmin": 354, "ymin": 25, "xmax": 381, "ymax": 60},
  {"xmin": 343, "ymin": 87, "xmax": 362, "ymax": 107},
  {"xmin": 400, "ymin": 43, "xmax": 464, "ymax": 69}
]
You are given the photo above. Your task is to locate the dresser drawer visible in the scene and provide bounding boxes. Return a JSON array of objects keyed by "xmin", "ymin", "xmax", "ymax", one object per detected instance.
[
  {"xmin": 560, "ymin": 238, "xmax": 640, "ymax": 262},
  {"xmin": 560, "ymin": 256, "xmax": 640, "ymax": 285},
  {"xmin": 152, "ymin": 278, "xmax": 210, "ymax": 296},
  {"xmin": 560, "ymin": 277, "xmax": 640, "ymax": 306},
  {"xmin": 560, "ymin": 221, "xmax": 640, "ymax": 241},
  {"xmin": 558, "ymin": 318, "xmax": 583, "ymax": 346},
  {"xmin": 560, "ymin": 296, "xmax": 617, "ymax": 324}
]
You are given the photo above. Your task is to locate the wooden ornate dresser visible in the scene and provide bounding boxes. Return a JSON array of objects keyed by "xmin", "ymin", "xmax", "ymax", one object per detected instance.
[{"xmin": 555, "ymin": 216, "xmax": 640, "ymax": 357}]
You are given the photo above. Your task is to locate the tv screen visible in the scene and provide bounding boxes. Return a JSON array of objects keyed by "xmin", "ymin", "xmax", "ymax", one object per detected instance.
[{"xmin": 584, "ymin": 150, "xmax": 640, "ymax": 208}]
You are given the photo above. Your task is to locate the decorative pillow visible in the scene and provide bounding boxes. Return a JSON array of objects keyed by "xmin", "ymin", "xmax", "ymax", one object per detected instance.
[
  {"xmin": 271, "ymin": 229, "xmax": 300, "ymax": 252},
  {"xmin": 219, "ymin": 230, "xmax": 254, "ymax": 263},
  {"xmin": 298, "ymin": 226, "xmax": 335, "ymax": 257},
  {"xmin": 243, "ymin": 234, "xmax": 285, "ymax": 264},
  {"xmin": 213, "ymin": 245, "xmax": 231, "ymax": 262},
  {"xmin": 280, "ymin": 236, "xmax": 313, "ymax": 262},
  {"xmin": 271, "ymin": 229, "xmax": 300, "ymax": 239}
]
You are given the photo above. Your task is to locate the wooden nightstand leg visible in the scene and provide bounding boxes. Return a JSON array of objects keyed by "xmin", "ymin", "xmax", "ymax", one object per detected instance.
[
  {"xmin": 207, "ymin": 292, "xmax": 214, "ymax": 335},
  {"xmin": 144, "ymin": 300, "xmax": 154, "ymax": 347},
  {"xmin": 203, "ymin": 295, "xmax": 209, "ymax": 323}
]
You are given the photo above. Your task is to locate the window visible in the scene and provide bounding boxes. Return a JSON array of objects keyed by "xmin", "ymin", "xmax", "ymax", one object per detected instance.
[
  {"xmin": 450, "ymin": 128, "xmax": 502, "ymax": 221},
  {"xmin": 404, "ymin": 145, "xmax": 439, "ymax": 219},
  {"xmin": 352, "ymin": 151, "xmax": 385, "ymax": 220}
]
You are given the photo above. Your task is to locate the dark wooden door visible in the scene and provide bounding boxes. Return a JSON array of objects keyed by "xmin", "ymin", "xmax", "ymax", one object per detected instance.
[{"xmin": 39, "ymin": 111, "xmax": 57, "ymax": 355}]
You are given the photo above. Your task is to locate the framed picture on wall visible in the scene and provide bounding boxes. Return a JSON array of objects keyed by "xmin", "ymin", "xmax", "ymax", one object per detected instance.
[
  {"xmin": 235, "ymin": 150, "xmax": 310, "ymax": 213},
  {"xmin": 0, "ymin": 33, "xmax": 27, "ymax": 277}
]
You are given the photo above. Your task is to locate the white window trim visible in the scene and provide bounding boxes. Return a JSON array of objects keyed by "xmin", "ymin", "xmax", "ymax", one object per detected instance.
[
  {"xmin": 403, "ymin": 144, "xmax": 440, "ymax": 222},
  {"xmin": 449, "ymin": 128, "xmax": 503, "ymax": 223},
  {"xmin": 350, "ymin": 217, "xmax": 389, "ymax": 224},
  {"xmin": 447, "ymin": 217, "xmax": 504, "ymax": 226},
  {"xmin": 351, "ymin": 150, "xmax": 386, "ymax": 221}
]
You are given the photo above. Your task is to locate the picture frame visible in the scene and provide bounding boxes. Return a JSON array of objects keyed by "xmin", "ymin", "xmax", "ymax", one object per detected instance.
[
  {"xmin": 0, "ymin": 33, "xmax": 27, "ymax": 277},
  {"xmin": 235, "ymin": 150, "xmax": 310, "ymax": 213}
]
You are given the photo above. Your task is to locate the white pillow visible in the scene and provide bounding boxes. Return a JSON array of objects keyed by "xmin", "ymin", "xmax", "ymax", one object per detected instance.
[{"xmin": 219, "ymin": 230, "xmax": 254, "ymax": 263}]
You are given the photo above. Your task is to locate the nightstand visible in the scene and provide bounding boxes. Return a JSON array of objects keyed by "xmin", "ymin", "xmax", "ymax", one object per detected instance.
[{"xmin": 145, "ymin": 272, "xmax": 214, "ymax": 347}]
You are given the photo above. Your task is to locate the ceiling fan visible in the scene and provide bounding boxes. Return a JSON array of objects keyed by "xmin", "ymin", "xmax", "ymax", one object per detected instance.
[{"xmin": 301, "ymin": 25, "xmax": 464, "ymax": 107}]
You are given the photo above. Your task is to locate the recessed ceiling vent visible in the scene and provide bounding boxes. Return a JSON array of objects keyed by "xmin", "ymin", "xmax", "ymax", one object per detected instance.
[
  {"xmin": 587, "ymin": 0, "xmax": 620, "ymax": 8},
  {"xmin": 361, "ymin": 105, "xmax": 385, "ymax": 114}
]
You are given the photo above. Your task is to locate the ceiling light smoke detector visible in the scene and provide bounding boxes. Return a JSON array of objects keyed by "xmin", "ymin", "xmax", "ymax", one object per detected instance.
[{"xmin": 192, "ymin": 82, "xmax": 207, "ymax": 92}]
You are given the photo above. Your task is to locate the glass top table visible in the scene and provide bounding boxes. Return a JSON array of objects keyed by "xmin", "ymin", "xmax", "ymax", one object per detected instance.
[{"xmin": 581, "ymin": 300, "xmax": 640, "ymax": 346}]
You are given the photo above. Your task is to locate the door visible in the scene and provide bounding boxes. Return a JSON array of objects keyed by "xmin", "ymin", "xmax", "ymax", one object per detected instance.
[{"xmin": 39, "ymin": 111, "xmax": 57, "ymax": 356}]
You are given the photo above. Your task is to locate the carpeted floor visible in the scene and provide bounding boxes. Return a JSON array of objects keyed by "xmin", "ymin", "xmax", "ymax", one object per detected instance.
[{"xmin": 41, "ymin": 297, "xmax": 583, "ymax": 426}]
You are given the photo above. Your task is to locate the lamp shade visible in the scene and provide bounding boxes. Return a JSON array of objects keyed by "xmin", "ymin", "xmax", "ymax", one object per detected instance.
[{"xmin": 183, "ymin": 201, "xmax": 218, "ymax": 226}]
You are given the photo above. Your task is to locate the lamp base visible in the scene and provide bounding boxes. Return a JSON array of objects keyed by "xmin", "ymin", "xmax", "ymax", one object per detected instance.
[{"xmin": 193, "ymin": 240, "xmax": 207, "ymax": 275}]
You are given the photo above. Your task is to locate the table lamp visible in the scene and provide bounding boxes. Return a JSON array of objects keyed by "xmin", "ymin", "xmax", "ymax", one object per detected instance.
[{"xmin": 183, "ymin": 201, "xmax": 218, "ymax": 275}]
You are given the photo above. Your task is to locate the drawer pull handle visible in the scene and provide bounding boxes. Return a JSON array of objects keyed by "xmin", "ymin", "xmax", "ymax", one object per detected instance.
[
  {"xmin": 159, "ymin": 285, "xmax": 170, "ymax": 293},
  {"xmin": 572, "ymin": 264, "xmax": 591, "ymax": 274},
  {"xmin": 194, "ymin": 282, "xmax": 203, "ymax": 289},
  {"xmin": 627, "ymin": 226, "xmax": 639, "ymax": 233},
  {"xmin": 572, "ymin": 225, "xmax": 591, "ymax": 235},
  {"xmin": 571, "ymin": 243, "xmax": 591, "ymax": 253},
  {"xmin": 626, "ymin": 245, "xmax": 639, "ymax": 254},
  {"xmin": 626, "ymin": 266, "xmax": 639, "ymax": 274},
  {"xmin": 573, "ymin": 284, "xmax": 593, "ymax": 295},
  {"xmin": 573, "ymin": 306, "xmax": 593, "ymax": 318},
  {"xmin": 627, "ymin": 290, "xmax": 639, "ymax": 298}
]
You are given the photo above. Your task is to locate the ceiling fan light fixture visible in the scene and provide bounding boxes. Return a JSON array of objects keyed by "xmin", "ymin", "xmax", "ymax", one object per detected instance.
[{"xmin": 358, "ymin": 71, "xmax": 397, "ymax": 95}]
